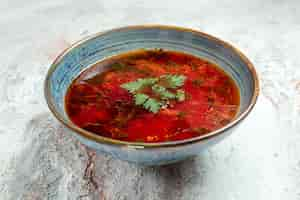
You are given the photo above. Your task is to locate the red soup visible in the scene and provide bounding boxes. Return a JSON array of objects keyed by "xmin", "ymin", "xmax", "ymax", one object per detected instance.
[{"xmin": 65, "ymin": 49, "xmax": 240, "ymax": 142}]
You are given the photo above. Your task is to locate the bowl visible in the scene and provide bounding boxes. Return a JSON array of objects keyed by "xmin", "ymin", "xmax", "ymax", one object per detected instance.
[{"xmin": 44, "ymin": 25, "xmax": 259, "ymax": 165}]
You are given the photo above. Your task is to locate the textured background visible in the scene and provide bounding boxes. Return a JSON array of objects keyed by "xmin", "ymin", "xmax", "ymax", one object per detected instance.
[{"xmin": 1, "ymin": 0, "xmax": 300, "ymax": 199}]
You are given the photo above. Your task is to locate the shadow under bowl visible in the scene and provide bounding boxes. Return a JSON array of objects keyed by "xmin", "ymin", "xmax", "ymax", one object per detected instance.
[{"xmin": 44, "ymin": 25, "xmax": 259, "ymax": 165}]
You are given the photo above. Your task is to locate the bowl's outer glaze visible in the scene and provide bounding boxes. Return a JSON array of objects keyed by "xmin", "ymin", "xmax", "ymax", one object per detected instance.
[{"xmin": 45, "ymin": 25, "xmax": 258, "ymax": 165}]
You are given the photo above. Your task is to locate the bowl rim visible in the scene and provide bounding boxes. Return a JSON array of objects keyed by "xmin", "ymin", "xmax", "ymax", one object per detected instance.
[{"xmin": 44, "ymin": 24, "xmax": 259, "ymax": 149}]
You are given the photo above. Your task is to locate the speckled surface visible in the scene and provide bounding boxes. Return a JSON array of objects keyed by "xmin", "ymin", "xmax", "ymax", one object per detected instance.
[{"xmin": 1, "ymin": 0, "xmax": 300, "ymax": 199}]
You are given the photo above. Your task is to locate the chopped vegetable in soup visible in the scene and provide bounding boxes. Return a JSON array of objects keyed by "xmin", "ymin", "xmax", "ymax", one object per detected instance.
[{"xmin": 65, "ymin": 49, "xmax": 240, "ymax": 142}]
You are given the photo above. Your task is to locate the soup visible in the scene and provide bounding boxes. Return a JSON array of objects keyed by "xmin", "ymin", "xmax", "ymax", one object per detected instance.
[{"xmin": 65, "ymin": 49, "xmax": 240, "ymax": 143}]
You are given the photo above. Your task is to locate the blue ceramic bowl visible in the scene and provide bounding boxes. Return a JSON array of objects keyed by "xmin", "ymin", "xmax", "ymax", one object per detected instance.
[{"xmin": 45, "ymin": 25, "xmax": 259, "ymax": 165}]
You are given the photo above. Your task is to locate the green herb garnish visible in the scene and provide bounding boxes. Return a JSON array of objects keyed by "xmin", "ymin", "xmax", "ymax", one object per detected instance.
[
  {"xmin": 121, "ymin": 77, "xmax": 158, "ymax": 93},
  {"xmin": 121, "ymin": 74, "xmax": 186, "ymax": 113},
  {"xmin": 143, "ymin": 97, "xmax": 162, "ymax": 113},
  {"xmin": 134, "ymin": 93, "xmax": 149, "ymax": 105},
  {"xmin": 159, "ymin": 74, "xmax": 186, "ymax": 89},
  {"xmin": 152, "ymin": 84, "xmax": 176, "ymax": 99}
]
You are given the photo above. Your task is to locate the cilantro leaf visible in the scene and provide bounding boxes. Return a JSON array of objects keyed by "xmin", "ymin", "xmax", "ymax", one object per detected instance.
[
  {"xmin": 121, "ymin": 78, "xmax": 158, "ymax": 93},
  {"xmin": 120, "ymin": 74, "xmax": 187, "ymax": 113},
  {"xmin": 160, "ymin": 74, "xmax": 186, "ymax": 88},
  {"xmin": 151, "ymin": 84, "xmax": 175, "ymax": 99},
  {"xmin": 143, "ymin": 98, "xmax": 161, "ymax": 113},
  {"xmin": 134, "ymin": 93, "xmax": 149, "ymax": 105}
]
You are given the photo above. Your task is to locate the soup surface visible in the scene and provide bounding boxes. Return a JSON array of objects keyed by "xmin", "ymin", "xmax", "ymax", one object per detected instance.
[{"xmin": 65, "ymin": 49, "xmax": 240, "ymax": 142}]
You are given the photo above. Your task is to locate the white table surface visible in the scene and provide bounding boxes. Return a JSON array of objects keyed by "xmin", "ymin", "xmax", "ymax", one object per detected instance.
[{"xmin": 1, "ymin": 0, "xmax": 300, "ymax": 199}]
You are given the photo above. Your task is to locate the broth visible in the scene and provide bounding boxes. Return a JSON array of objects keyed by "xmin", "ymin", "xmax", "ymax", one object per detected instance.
[{"xmin": 65, "ymin": 49, "xmax": 240, "ymax": 142}]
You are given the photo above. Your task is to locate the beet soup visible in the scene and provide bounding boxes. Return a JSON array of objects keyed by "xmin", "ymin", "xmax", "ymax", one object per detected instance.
[{"xmin": 65, "ymin": 49, "xmax": 240, "ymax": 143}]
